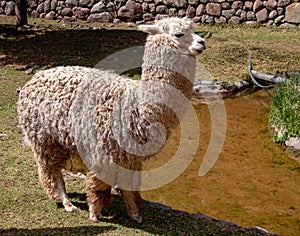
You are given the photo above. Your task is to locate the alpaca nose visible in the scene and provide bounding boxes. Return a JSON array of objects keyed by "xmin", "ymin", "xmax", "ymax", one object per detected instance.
[{"xmin": 198, "ymin": 39, "xmax": 206, "ymax": 50}]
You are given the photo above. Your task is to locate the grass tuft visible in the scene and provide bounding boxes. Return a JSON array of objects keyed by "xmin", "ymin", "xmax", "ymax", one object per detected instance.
[{"xmin": 269, "ymin": 75, "xmax": 300, "ymax": 142}]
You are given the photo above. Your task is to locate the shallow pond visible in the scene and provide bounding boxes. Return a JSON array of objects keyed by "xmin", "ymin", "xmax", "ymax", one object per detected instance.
[{"xmin": 142, "ymin": 90, "xmax": 300, "ymax": 236}]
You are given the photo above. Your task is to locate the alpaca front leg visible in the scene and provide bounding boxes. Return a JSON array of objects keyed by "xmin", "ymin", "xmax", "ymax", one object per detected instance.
[
  {"xmin": 86, "ymin": 172, "xmax": 112, "ymax": 222},
  {"xmin": 122, "ymin": 190, "xmax": 143, "ymax": 223}
]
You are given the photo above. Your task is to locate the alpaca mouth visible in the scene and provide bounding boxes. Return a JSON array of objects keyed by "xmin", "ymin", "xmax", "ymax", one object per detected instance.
[
  {"xmin": 198, "ymin": 44, "xmax": 206, "ymax": 52},
  {"xmin": 195, "ymin": 48, "xmax": 205, "ymax": 54}
]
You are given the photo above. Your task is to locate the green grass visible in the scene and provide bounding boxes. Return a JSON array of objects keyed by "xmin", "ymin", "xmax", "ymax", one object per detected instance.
[
  {"xmin": 269, "ymin": 76, "xmax": 300, "ymax": 142},
  {"xmin": 1, "ymin": 17, "xmax": 300, "ymax": 82},
  {"xmin": 1, "ymin": 16, "xmax": 300, "ymax": 235},
  {"xmin": 0, "ymin": 54, "xmax": 261, "ymax": 236},
  {"xmin": 0, "ymin": 66, "xmax": 258, "ymax": 235},
  {"xmin": 196, "ymin": 24, "xmax": 300, "ymax": 82}
]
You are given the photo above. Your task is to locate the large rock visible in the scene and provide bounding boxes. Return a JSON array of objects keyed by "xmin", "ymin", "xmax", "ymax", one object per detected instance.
[
  {"xmin": 285, "ymin": 3, "xmax": 300, "ymax": 24},
  {"xmin": 186, "ymin": 5, "xmax": 196, "ymax": 18},
  {"xmin": 246, "ymin": 11, "xmax": 255, "ymax": 21},
  {"xmin": 277, "ymin": 7, "xmax": 284, "ymax": 15},
  {"xmin": 118, "ymin": 0, "xmax": 143, "ymax": 22},
  {"xmin": 196, "ymin": 4, "xmax": 205, "ymax": 16},
  {"xmin": 215, "ymin": 16, "xmax": 227, "ymax": 23},
  {"xmin": 79, "ymin": 0, "xmax": 94, "ymax": 8},
  {"xmin": 143, "ymin": 13, "xmax": 154, "ymax": 21},
  {"xmin": 274, "ymin": 15, "xmax": 284, "ymax": 24},
  {"xmin": 169, "ymin": 8, "xmax": 177, "ymax": 17},
  {"xmin": 231, "ymin": 1, "xmax": 243, "ymax": 10},
  {"xmin": 91, "ymin": 1, "xmax": 107, "ymax": 14},
  {"xmin": 229, "ymin": 16, "xmax": 240, "ymax": 24},
  {"xmin": 269, "ymin": 10, "xmax": 278, "ymax": 19},
  {"xmin": 253, "ymin": 0, "xmax": 264, "ymax": 13},
  {"xmin": 256, "ymin": 8, "xmax": 268, "ymax": 23},
  {"xmin": 31, "ymin": 10, "xmax": 39, "ymax": 18},
  {"xmin": 222, "ymin": 9, "xmax": 235, "ymax": 20},
  {"xmin": 37, "ymin": 3, "xmax": 44, "ymax": 14},
  {"xmin": 66, "ymin": 0, "xmax": 79, "ymax": 7},
  {"xmin": 221, "ymin": 2, "xmax": 230, "ymax": 10},
  {"xmin": 73, "ymin": 7, "xmax": 90, "ymax": 19},
  {"xmin": 240, "ymin": 10, "xmax": 247, "ymax": 21},
  {"xmin": 244, "ymin": 1, "xmax": 253, "ymax": 11},
  {"xmin": 87, "ymin": 12, "xmax": 113, "ymax": 22},
  {"xmin": 45, "ymin": 11, "xmax": 56, "ymax": 19},
  {"xmin": 266, "ymin": 0, "xmax": 277, "ymax": 10},
  {"xmin": 156, "ymin": 5, "xmax": 168, "ymax": 14},
  {"xmin": 51, "ymin": 0, "xmax": 57, "ymax": 11},
  {"xmin": 5, "ymin": 1, "xmax": 15, "ymax": 15},
  {"xmin": 106, "ymin": 2, "xmax": 116, "ymax": 17},
  {"xmin": 1, "ymin": 1, "xmax": 6, "ymax": 9},
  {"xmin": 28, "ymin": 0, "xmax": 38, "ymax": 10},
  {"xmin": 163, "ymin": 0, "xmax": 187, "ymax": 8},
  {"xmin": 178, "ymin": 9, "xmax": 186, "ymax": 17},
  {"xmin": 44, "ymin": 0, "xmax": 51, "ymax": 13},
  {"xmin": 149, "ymin": 3, "xmax": 155, "ymax": 13},
  {"xmin": 278, "ymin": 0, "xmax": 291, "ymax": 7},
  {"xmin": 188, "ymin": 0, "xmax": 199, "ymax": 5},
  {"xmin": 206, "ymin": 3, "xmax": 221, "ymax": 16},
  {"xmin": 61, "ymin": 7, "xmax": 73, "ymax": 16}
]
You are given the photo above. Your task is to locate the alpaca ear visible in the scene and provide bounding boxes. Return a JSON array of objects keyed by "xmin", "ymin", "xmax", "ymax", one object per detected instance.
[{"xmin": 138, "ymin": 25, "xmax": 162, "ymax": 35}]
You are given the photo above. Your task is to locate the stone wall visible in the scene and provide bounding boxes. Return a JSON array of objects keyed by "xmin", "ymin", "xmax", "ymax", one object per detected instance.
[{"xmin": 1, "ymin": 0, "xmax": 300, "ymax": 26}]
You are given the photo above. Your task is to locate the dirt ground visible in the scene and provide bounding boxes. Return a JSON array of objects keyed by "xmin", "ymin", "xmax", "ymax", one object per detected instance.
[{"xmin": 142, "ymin": 90, "xmax": 300, "ymax": 236}]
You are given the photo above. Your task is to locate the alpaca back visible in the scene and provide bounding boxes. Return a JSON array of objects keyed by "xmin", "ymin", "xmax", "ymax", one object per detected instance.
[{"xmin": 17, "ymin": 66, "xmax": 130, "ymax": 148}]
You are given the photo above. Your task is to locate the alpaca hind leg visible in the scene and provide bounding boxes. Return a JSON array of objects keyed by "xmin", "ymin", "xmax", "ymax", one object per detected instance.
[
  {"xmin": 86, "ymin": 172, "xmax": 112, "ymax": 222},
  {"xmin": 121, "ymin": 190, "xmax": 143, "ymax": 223},
  {"xmin": 119, "ymin": 159, "xmax": 143, "ymax": 223},
  {"xmin": 34, "ymin": 145, "xmax": 78, "ymax": 212}
]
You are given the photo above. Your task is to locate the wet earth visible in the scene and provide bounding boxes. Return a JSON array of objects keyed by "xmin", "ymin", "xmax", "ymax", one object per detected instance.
[{"xmin": 142, "ymin": 90, "xmax": 300, "ymax": 236}]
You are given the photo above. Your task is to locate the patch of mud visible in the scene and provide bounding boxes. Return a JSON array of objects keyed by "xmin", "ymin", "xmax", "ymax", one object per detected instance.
[{"xmin": 142, "ymin": 90, "xmax": 300, "ymax": 236}]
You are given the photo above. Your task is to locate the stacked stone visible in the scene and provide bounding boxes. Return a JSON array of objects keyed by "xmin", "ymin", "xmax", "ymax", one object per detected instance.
[{"xmin": 0, "ymin": 0, "xmax": 299, "ymax": 26}]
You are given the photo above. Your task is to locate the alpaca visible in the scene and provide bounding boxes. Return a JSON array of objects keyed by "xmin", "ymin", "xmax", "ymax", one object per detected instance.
[{"xmin": 17, "ymin": 17, "xmax": 205, "ymax": 223}]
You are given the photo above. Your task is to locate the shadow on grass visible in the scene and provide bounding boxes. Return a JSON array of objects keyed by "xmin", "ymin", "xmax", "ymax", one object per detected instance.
[
  {"xmin": 52, "ymin": 193, "xmax": 264, "ymax": 236},
  {"xmin": 0, "ymin": 24, "xmax": 146, "ymax": 69},
  {"xmin": 0, "ymin": 226, "xmax": 116, "ymax": 236}
]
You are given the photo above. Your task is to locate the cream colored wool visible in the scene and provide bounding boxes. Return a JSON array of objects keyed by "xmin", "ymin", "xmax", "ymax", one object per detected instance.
[{"xmin": 17, "ymin": 17, "xmax": 205, "ymax": 223}]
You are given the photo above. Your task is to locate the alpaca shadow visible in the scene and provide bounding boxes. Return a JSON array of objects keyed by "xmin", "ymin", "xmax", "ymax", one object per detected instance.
[
  {"xmin": 64, "ymin": 193, "xmax": 255, "ymax": 235},
  {"xmin": 65, "ymin": 193, "xmax": 191, "ymax": 234},
  {"xmin": 0, "ymin": 193, "xmax": 266, "ymax": 235},
  {"xmin": 0, "ymin": 23, "xmax": 147, "ymax": 68}
]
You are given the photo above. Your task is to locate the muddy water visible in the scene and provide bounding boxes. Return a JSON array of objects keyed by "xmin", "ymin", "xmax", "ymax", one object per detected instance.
[{"xmin": 142, "ymin": 90, "xmax": 300, "ymax": 236}]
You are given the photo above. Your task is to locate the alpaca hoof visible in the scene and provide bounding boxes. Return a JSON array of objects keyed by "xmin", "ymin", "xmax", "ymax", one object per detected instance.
[
  {"xmin": 130, "ymin": 212, "xmax": 143, "ymax": 224},
  {"xmin": 89, "ymin": 213, "xmax": 102, "ymax": 222},
  {"xmin": 65, "ymin": 204, "xmax": 79, "ymax": 212},
  {"xmin": 136, "ymin": 217, "xmax": 143, "ymax": 224},
  {"xmin": 63, "ymin": 200, "xmax": 79, "ymax": 212}
]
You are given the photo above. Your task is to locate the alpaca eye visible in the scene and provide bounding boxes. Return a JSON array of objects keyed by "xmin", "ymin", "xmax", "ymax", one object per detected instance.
[{"xmin": 175, "ymin": 33, "xmax": 184, "ymax": 38}]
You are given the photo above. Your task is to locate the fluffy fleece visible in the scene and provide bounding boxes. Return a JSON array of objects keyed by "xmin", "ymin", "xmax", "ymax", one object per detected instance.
[{"xmin": 17, "ymin": 17, "xmax": 205, "ymax": 223}]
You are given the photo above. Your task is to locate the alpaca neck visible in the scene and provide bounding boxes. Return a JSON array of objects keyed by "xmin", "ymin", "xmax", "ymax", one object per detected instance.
[{"xmin": 141, "ymin": 45, "xmax": 196, "ymax": 99}]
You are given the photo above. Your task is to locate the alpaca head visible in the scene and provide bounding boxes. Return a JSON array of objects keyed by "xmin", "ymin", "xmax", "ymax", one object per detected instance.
[{"xmin": 139, "ymin": 17, "xmax": 205, "ymax": 56}]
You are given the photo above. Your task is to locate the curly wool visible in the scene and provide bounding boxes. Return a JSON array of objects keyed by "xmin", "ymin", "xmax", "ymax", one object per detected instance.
[
  {"xmin": 18, "ymin": 49, "xmax": 196, "ymax": 176},
  {"xmin": 17, "ymin": 17, "xmax": 203, "ymax": 223}
]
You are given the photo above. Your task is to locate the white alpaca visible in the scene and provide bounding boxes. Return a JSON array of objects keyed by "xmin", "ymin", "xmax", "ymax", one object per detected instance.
[{"xmin": 17, "ymin": 17, "xmax": 205, "ymax": 223}]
